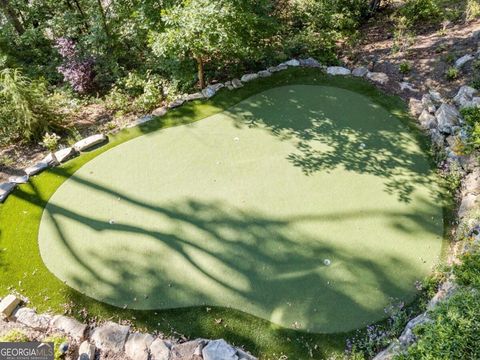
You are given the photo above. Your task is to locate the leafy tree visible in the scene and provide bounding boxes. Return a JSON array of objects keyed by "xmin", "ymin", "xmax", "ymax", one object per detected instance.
[{"xmin": 149, "ymin": 0, "xmax": 274, "ymax": 88}]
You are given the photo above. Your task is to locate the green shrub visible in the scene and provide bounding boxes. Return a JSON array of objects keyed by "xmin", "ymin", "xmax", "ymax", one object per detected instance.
[
  {"xmin": 400, "ymin": 0, "xmax": 442, "ymax": 25},
  {"xmin": 461, "ymin": 107, "xmax": 480, "ymax": 152},
  {"xmin": 445, "ymin": 66, "xmax": 459, "ymax": 80},
  {"xmin": 0, "ymin": 154, "xmax": 14, "ymax": 167},
  {"xmin": 399, "ymin": 61, "xmax": 412, "ymax": 74},
  {"xmin": 40, "ymin": 132, "xmax": 60, "ymax": 152},
  {"xmin": 0, "ymin": 68, "xmax": 59, "ymax": 144},
  {"xmin": 454, "ymin": 252, "xmax": 480, "ymax": 288},
  {"xmin": 466, "ymin": 0, "xmax": 480, "ymax": 20},
  {"xmin": 0, "ymin": 330, "xmax": 29, "ymax": 342},
  {"xmin": 470, "ymin": 60, "xmax": 480, "ymax": 90},
  {"xmin": 396, "ymin": 288, "xmax": 480, "ymax": 360}
]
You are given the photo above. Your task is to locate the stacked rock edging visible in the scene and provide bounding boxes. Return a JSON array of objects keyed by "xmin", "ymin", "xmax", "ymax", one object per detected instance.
[{"xmin": 0, "ymin": 297, "xmax": 257, "ymax": 360}]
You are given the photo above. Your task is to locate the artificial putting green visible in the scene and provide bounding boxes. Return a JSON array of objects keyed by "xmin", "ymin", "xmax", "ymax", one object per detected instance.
[{"xmin": 37, "ymin": 84, "xmax": 444, "ymax": 333}]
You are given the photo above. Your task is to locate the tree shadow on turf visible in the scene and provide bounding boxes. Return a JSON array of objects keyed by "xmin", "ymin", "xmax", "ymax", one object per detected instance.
[
  {"xmin": 224, "ymin": 85, "xmax": 445, "ymax": 204},
  {"xmin": 18, "ymin": 167, "xmax": 443, "ymax": 333}
]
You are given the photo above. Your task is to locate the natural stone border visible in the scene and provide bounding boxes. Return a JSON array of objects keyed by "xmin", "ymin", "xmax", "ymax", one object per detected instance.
[{"xmin": 0, "ymin": 297, "xmax": 257, "ymax": 360}]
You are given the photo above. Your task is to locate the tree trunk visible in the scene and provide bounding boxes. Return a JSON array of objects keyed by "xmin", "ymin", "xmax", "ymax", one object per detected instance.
[
  {"xmin": 96, "ymin": 0, "xmax": 110, "ymax": 39},
  {"xmin": 0, "ymin": 0, "xmax": 25, "ymax": 35},
  {"xmin": 196, "ymin": 55, "xmax": 205, "ymax": 89},
  {"xmin": 71, "ymin": 0, "xmax": 90, "ymax": 32}
]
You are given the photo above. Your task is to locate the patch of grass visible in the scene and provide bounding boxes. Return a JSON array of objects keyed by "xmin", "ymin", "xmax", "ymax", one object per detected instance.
[
  {"xmin": 399, "ymin": 61, "xmax": 412, "ymax": 74},
  {"xmin": 445, "ymin": 66, "xmax": 460, "ymax": 80},
  {"xmin": 43, "ymin": 335, "xmax": 68, "ymax": 360},
  {"xmin": 0, "ymin": 154, "xmax": 15, "ymax": 167},
  {"xmin": 0, "ymin": 68, "xmax": 449, "ymax": 360},
  {"xmin": 0, "ymin": 330, "xmax": 29, "ymax": 342}
]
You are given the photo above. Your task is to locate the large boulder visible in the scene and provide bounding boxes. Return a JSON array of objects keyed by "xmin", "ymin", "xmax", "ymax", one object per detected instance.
[
  {"xmin": 125, "ymin": 333, "xmax": 154, "ymax": 360},
  {"xmin": 202, "ymin": 340, "xmax": 238, "ymax": 360},
  {"xmin": 91, "ymin": 321, "xmax": 130, "ymax": 353},
  {"xmin": 299, "ymin": 58, "xmax": 321, "ymax": 67},
  {"xmin": 284, "ymin": 59, "xmax": 300, "ymax": 67},
  {"xmin": 0, "ymin": 182, "xmax": 16, "ymax": 203},
  {"xmin": 326, "ymin": 66, "xmax": 351, "ymax": 75},
  {"xmin": 231, "ymin": 79, "xmax": 243, "ymax": 88},
  {"xmin": 51, "ymin": 315, "xmax": 88, "ymax": 341},
  {"xmin": 73, "ymin": 134, "xmax": 108, "ymax": 152},
  {"xmin": 267, "ymin": 64, "xmax": 288, "ymax": 73},
  {"xmin": 12, "ymin": 308, "xmax": 52, "ymax": 331},
  {"xmin": 149, "ymin": 339, "xmax": 171, "ymax": 360},
  {"xmin": 435, "ymin": 103, "xmax": 461, "ymax": 134},
  {"xmin": 257, "ymin": 70, "xmax": 272, "ymax": 78}
]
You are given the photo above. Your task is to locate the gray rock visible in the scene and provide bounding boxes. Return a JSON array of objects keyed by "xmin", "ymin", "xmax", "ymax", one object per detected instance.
[
  {"xmin": 400, "ymin": 82, "xmax": 419, "ymax": 92},
  {"xmin": 0, "ymin": 182, "xmax": 16, "ymax": 203},
  {"xmin": 51, "ymin": 315, "xmax": 88, "ymax": 341},
  {"xmin": 8, "ymin": 175, "xmax": 29, "ymax": 184},
  {"xmin": 185, "ymin": 92, "xmax": 205, "ymax": 101},
  {"xmin": 125, "ymin": 333, "xmax": 154, "ymax": 360},
  {"xmin": 299, "ymin": 58, "xmax": 321, "ymax": 67},
  {"xmin": 418, "ymin": 110, "xmax": 437, "ymax": 129},
  {"xmin": 284, "ymin": 59, "xmax": 300, "ymax": 67},
  {"xmin": 459, "ymin": 193, "xmax": 480, "ymax": 219},
  {"xmin": 257, "ymin": 70, "xmax": 272, "ymax": 78},
  {"xmin": 152, "ymin": 107, "xmax": 168, "ymax": 117},
  {"xmin": 12, "ymin": 308, "xmax": 52, "ymax": 331},
  {"xmin": 422, "ymin": 94, "xmax": 436, "ymax": 113},
  {"xmin": 224, "ymin": 81, "xmax": 234, "ymax": 90},
  {"xmin": 202, "ymin": 340, "xmax": 238, "ymax": 360},
  {"xmin": 171, "ymin": 340, "xmax": 205, "ymax": 360},
  {"xmin": 202, "ymin": 87, "xmax": 216, "ymax": 99},
  {"xmin": 240, "ymin": 73, "xmax": 259, "ymax": 82},
  {"xmin": 366, "ymin": 72, "xmax": 389, "ymax": 85},
  {"xmin": 427, "ymin": 280, "xmax": 457, "ymax": 310},
  {"xmin": 267, "ymin": 64, "xmax": 288, "ymax": 73},
  {"xmin": 25, "ymin": 161, "xmax": 49, "ymax": 176},
  {"xmin": 43, "ymin": 152, "xmax": 59, "ymax": 166},
  {"xmin": 430, "ymin": 128, "xmax": 445, "ymax": 148},
  {"xmin": 474, "ymin": 29, "xmax": 480, "ymax": 40},
  {"xmin": 462, "ymin": 169, "xmax": 480, "ymax": 196},
  {"xmin": 54, "ymin": 147, "xmax": 77, "ymax": 163},
  {"xmin": 73, "ymin": 134, "xmax": 108, "ymax": 152},
  {"xmin": 409, "ymin": 98, "xmax": 423, "ymax": 117},
  {"xmin": 453, "ymin": 85, "xmax": 478, "ymax": 108},
  {"xmin": 0, "ymin": 295, "xmax": 21, "ymax": 317},
  {"xmin": 435, "ymin": 103, "xmax": 460, "ymax": 134},
  {"xmin": 168, "ymin": 98, "xmax": 185, "ymax": 109},
  {"xmin": 78, "ymin": 341, "xmax": 95, "ymax": 360},
  {"xmin": 209, "ymin": 83, "xmax": 224, "ymax": 92},
  {"xmin": 91, "ymin": 321, "xmax": 130, "ymax": 353},
  {"xmin": 149, "ymin": 339, "xmax": 171, "ymax": 360},
  {"xmin": 429, "ymin": 90, "xmax": 443, "ymax": 103},
  {"xmin": 352, "ymin": 67, "xmax": 369, "ymax": 77},
  {"xmin": 231, "ymin": 79, "xmax": 243, "ymax": 88},
  {"xmin": 398, "ymin": 313, "xmax": 432, "ymax": 345},
  {"xmin": 462, "ymin": 97, "xmax": 480, "ymax": 109},
  {"xmin": 236, "ymin": 348, "xmax": 258, "ymax": 360},
  {"xmin": 327, "ymin": 66, "xmax": 351, "ymax": 75},
  {"xmin": 455, "ymin": 54, "xmax": 475, "ymax": 69}
]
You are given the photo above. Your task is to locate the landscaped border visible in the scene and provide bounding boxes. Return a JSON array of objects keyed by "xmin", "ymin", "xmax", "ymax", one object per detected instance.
[{"xmin": 0, "ymin": 64, "xmax": 453, "ymax": 360}]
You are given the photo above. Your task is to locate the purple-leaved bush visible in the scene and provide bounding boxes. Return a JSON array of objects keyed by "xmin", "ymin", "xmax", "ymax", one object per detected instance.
[{"xmin": 55, "ymin": 37, "xmax": 94, "ymax": 93}]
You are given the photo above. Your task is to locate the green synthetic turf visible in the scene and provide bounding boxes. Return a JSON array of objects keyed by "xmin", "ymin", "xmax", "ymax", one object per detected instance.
[
  {"xmin": 0, "ymin": 69, "xmax": 450, "ymax": 359},
  {"xmin": 37, "ymin": 85, "xmax": 443, "ymax": 333}
]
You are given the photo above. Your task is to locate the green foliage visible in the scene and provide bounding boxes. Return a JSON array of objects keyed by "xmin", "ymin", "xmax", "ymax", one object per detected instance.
[
  {"xmin": 400, "ymin": 0, "xmax": 442, "ymax": 25},
  {"xmin": 445, "ymin": 66, "xmax": 459, "ymax": 80},
  {"xmin": 396, "ymin": 288, "xmax": 480, "ymax": 360},
  {"xmin": 43, "ymin": 335, "xmax": 68, "ymax": 360},
  {"xmin": 461, "ymin": 107, "xmax": 480, "ymax": 152},
  {"xmin": 470, "ymin": 60, "xmax": 480, "ymax": 91},
  {"xmin": 0, "ymin": 154, "xmax": 14, "ymax": 167},
  {"xmin": 40, "ymin": 132, "xmax": 60, "ymax": 151},
  {"xmin": 399, "ymin": 61, "xmax": 412, "ymax": 74},
  {"xmin": 466, "ymin": 0, "xmax": 480, "ymax": 20},
  {"xmin": 454, "ymin": 252, "xmax": 480, "ymax": 288},
  {"xmin": 0, "ymin": 329, "xmax": 29, "ymax": 342},
  {"xmin": 0, "ymin": 68, "xmax": 59, "ymax": 144}
]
